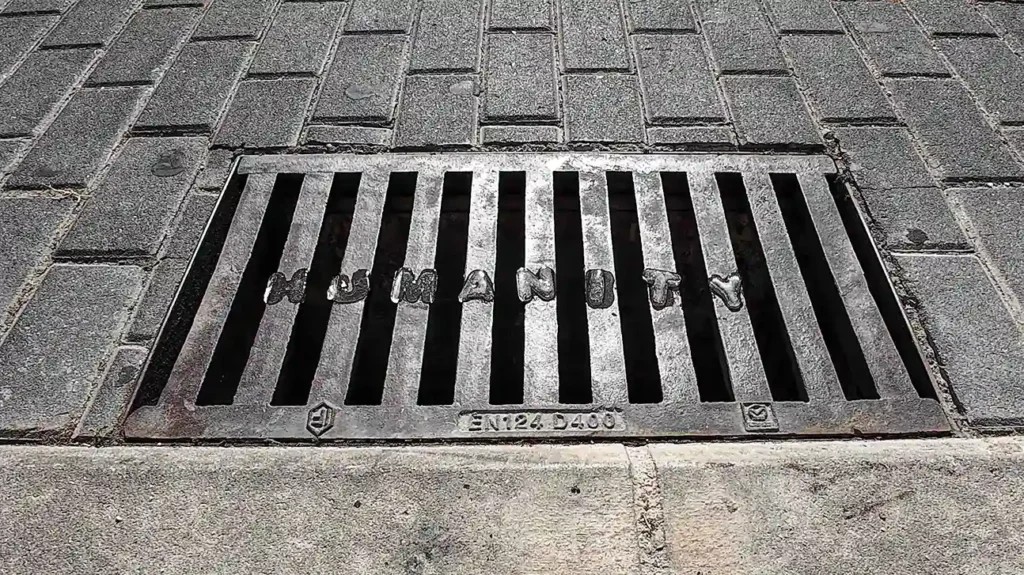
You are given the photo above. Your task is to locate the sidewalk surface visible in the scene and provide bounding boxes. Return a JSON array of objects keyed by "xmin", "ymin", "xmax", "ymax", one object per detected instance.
[
  {"xmin": 1, "ymin": 0, "xmax": 1024, "ymax": 571},
  {"xmin": 3, "ymin": 439, "xmax": 1024, "ymax": 574}
]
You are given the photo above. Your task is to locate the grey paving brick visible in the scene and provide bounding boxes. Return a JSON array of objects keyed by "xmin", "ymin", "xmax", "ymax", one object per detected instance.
[
  {"xmin": 164, "ymin": 193, "xmax": 217, "ymax": 258},
  {"xmin": 627, "ymin": 0, "xmax": 696, "ymax": 32},
  {"xmin": 0, "ymin": 49, "xmax": 96, "ymax": 137},
  {"xmin": 394, "ymin": 75, "xmax": 477, "ymax": 147},
  {"xmin": 58, "ymin": 137, "xmax": 207, "ymax": 257},
  {"xmin": 313, "ymin": 35, "xmax": 406, "ymax": 122},
  {"xmin": 904, "ymin": 0, "xmax": 993, "ymax": 36},
  {"xmin": 937, "ymin": 38, "xmax": 1024, "ymax": 124},
  {"xmin": 0, "ymin": 197, "xmax": 72, "ymax": 311},
  {"xmin": 195, "ymin": 148, "xmax": 235, "ymax": 190},
  {"xmin": 782, "ymin": 35, "xmax": 893, "ymax": 122},
  {"xmin": 345, "ymin": 0, "xmax": 414, "ymax": 32},
  {"xmin": 983, "ymin": 3, "xmax": 1024, "ymax": 50},
  {"xmin": 74, "ymin": 346, "xmax": 147, "ymax": 439},
  {"xmin": 695, "ymin": 0, "xmax": 785, "ymax": 73},
  {"xmin": 215, "ymin": 78, "xmax": 316, "ymax": 147},
  {"xmin": 634, "ymin": 34, "xmax": 723, "ymax": 123},
  {"xmin": 0, "ymin": 264, "xmax": 142, "ymax": 433},
  {"xmin": 86, "ymin": 7, "xmax": 198, "ymax": 86},
  {"xmin": 490, "ymin": 0, "xmax": 550, "ymax": 30},
  {"xmin": 887, "ymin": 79, "xmax": 1023, "ymax": 181},
  {"xmin": 564, "ymin": 74, "xmax": 644, "ymax": 142},
  {"xmin": 9, "ymin": 87, "xmax": 143, "ymax": 188},
  {"xmin": 484, "ymin": 34, "xmax": 557, "ymax": 121},
  {"xmin": 896, "ymin": 254, "xmax": 1024, "ymax": 426},
  {"xmin": 762, "ymin": 0, "xmax": 840, "ymax": 33},
  {"xmin": 481, "ymin": 125, "xmax": 560, "ymax": 144},
  {"xmin": 193, "ymin": 0, "xmax": 274, "ymax": 40},
  {"xmin": 833, "ymin": 127, "xmax": 935, "ymax": 190},
  {"xmin": 143, "ymin": 0, "xmax": 207, "ymax": 5},
  {"xmin": 559, "ymin": 0, "xmax": 630, "ymax": 71},
  {"xmin": 955, "ymin": 187, "xmax": 1024, "ymax": 300},
  {"xmin": 135, "ymin": 41, "xmax": 251, "ymax": 131},
  {"xmin": 860, "ymin": 187, "xmax": 966, "ymax": 249},
  {"xmin": 2, "ymin": 0, "xmax": 73, "ymax": 14},
  {"xmin": 126, "ymin": 259, "xmax": 187, "ymax": 341},
  {"xmin": 0, "ymin": 15, "xmax": 57, "ymax": 78},
  {"xmin": 248, "ymin": 2, "xmax": 342, "ymax": 76},
  {"xmin": 647, "ymin": 126, "xmax": 734, "ymax": 145},
  {"xmin": 1007, "ymin": 129, "xmax": 1024, "ymax": 159},
  {"xmin": 40, "ymin": 0, "xmax": 135, "ymax": 47},
  {"xmin": 720, "ymin": 77, "xmax": 820, "ymax": 146},
  {"xmin": 303, "ymin": 126, "xmax": 393, "ymax": 146},
  {"xmin": 410, "ymin": 0, "xmax": 484, "ymax": 72},
  {"xmin": 838, "ymin": 2, "xmax": 948, "ymax": 77},
  {"xmin": 0, "ymin": 139, "xmax": 24, "ymax": 173}
]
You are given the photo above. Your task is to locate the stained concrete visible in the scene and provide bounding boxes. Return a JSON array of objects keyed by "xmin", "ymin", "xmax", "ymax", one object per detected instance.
[{"xmin": 0, "ymin": 439, "xmax": 1022, "ymax": 574}]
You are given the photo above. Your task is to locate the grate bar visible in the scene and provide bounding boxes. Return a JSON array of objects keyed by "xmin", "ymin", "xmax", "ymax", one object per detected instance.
[
  {"xmin": 687, "ymin": 170, "xmax": 772, "ymax": 402},
  {"xmin": 310, "ymin": 169, "xmax": 390, "ymax": 404},
  {"xmin": 381, "ymin": 171, "xmax": 445, "ymax": 406},
  {"xmin": 632, "ymin": 171, "xmax": 700, "ymax": 403},
  {"xmin": 744, "ymin": 171, "xmax": 844, "ymax": 403},
  {"xmin": 797, "ymin": 173, "xmax": 915, "ymax": 399},
  {"xmin": 579, "ymin": 170, "xmax": 629, "ymax": 404},
  {"xmin": 454, "ymin": 170, "xmax": 499, "ymax": 405},
  {"xmin": 160, "ymin": 174, "xmax": 277, "ymax": 406},
  {"xmin": 234, "ymin": 173, "xmax": 333, "ymax": 405},
  {"xmin": 523, "ymin": 170, "xmax": 560, "ymax": 404}
]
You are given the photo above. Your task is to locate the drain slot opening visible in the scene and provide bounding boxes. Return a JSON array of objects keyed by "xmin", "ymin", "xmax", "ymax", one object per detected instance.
[
  {"xmin": 272, "ymin": 172, "xmax": 360, "ymax": 406},
  {"xmin": 771, "ymin": 173, "xmax": 879, "ymax": 400},
  {"xmin": 196, "ymin": 173, "xmax": 302, "ymax": 406},
  {"xmin": 489, "ymin": 172, "xmax": 526, "ymax": 405},
  {"xmin": 132, "ymin": 173, "xmax": 250, "ymax": 409},
  {"xmin": 662, "ymin": 172, "xmax": 733, "ymax": 402},
  {"xmin": 829, "ymin": 176, "xmax": 937, "ymax": 400},
  {"xmin": 345, "ymin": 172, "xmax": 417, "ymax": 406},
  {"xmin": 554, "ymin": 171, "xmax": 593, "ymax": 404},
  {"xmin": 718, "ymin": 173, "xmax": 807, "ymax": 402},
  {"xmin": 608, "ymin": 171, "xmax": 663, "ymax": 404},
  {"xmin": 418, "ymin": 172, "xmax": 472, "ymax": 405}
]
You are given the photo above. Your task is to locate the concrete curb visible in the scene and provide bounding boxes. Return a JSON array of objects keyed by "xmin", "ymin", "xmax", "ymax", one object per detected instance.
[{"xmin": 1, "ymin": 437, "xmax": 1021, "ymax": 574}]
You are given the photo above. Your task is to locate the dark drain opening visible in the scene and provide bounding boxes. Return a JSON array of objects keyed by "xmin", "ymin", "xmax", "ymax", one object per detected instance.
[
  {"xmin": 718, "ymin": 173, "xmax": 807, "ymax": 402},
  {"xmin": 662, "ymin": 172, "xmax": 733, "ymax": 402},
  {"xmin": 345, "ymin": 172, "xmax": 417, "ymax": 406},
  {"xmin": 272, "ymin": 173, "xmax": 361, "ymax": 406},
  {"xmin": 829, "ymin": 176, "xmax": 937, "ymax": 400},
  {"xmin": 490, "ymin": 172, "xmax": 526, "ymax": 405},
  {"xmin": 132, "ymin": 173, "xmax": 249, "ymax": 409},
  {"xmin": 607, "ymin": 171, "xmax": 662, "ymax": 404},
  {"xmin": 196, "ymin": 173, "xmax": 303, "ymax": 406},
  {"xmin": 418, "ymin": 172, "xmax": 472, "ymax": 405},
  {"xmin": 771, "ymin": 173, "xmax": 878, "ymax": 400},
  {"xmin": 554, "ymin": 171, "xmax": 593, "ymax": 404}
]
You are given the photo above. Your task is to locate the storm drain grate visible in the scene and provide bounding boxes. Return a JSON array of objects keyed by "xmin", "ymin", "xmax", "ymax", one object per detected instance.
[{"xmin": 125, "ymin": 154, "xmax": 949, "ymax": 440}]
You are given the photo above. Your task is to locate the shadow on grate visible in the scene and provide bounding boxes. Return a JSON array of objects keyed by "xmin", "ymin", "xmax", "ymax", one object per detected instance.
[{"xmin": 125, "ymin": 154, "xmax": 949, "ymax": 441}]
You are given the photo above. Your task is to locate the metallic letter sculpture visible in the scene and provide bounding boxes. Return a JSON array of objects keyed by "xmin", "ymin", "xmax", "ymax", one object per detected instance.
[
  {"xmin": 391, "ymin": 268, "xmax": 438, "ymax": 304},
  {"xmin": 642, "ymin": 268, "xmax": 682, "ymax": 310},
  {"xmin": 327, "ymin": 269, "xmax": 370, "ymax": 304},
  {"xmin": 459, "ymin": 269, "xmax": 495, "ymax": 303},
  {"xmin": 516, "ymin": 266, "xmax": 556, "ymax": 303}
]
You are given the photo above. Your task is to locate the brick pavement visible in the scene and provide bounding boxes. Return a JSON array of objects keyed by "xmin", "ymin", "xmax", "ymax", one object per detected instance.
[{"xmin": 1, "ymin": 0, "xmax": 1024, "ymax": 437}]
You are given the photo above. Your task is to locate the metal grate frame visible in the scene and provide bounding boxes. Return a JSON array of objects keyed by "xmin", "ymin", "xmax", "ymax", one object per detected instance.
[{"xmin": 124, "ymin": 153, "xmax": 949, "ymax": 440}]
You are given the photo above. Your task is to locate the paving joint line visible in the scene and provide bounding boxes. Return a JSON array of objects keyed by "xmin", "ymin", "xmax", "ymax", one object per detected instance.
[{"xmin": 626, "ymin": 445, "xmax": 672, "ymax": 575}]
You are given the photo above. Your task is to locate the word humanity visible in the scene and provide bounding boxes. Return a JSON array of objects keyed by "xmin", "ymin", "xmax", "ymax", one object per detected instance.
[{"xmin": 265, "ymin": 266, "xmax": 744, "ymax": 311}]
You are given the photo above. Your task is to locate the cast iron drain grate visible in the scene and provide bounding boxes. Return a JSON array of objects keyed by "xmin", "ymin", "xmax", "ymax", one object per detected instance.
[{"xmin": 124, "ymin": 153, "xmax": 949, "ymax": 440}]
